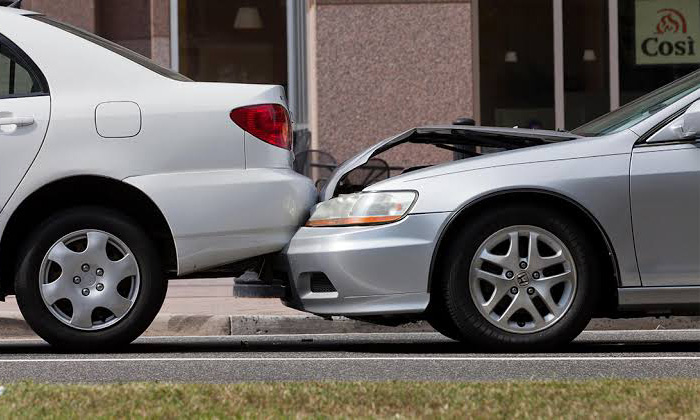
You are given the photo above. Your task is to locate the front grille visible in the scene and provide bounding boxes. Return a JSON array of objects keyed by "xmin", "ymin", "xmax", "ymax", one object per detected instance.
[{"xmin": 309, "ymin": 273, "xmax": 337, "ymax": 293}]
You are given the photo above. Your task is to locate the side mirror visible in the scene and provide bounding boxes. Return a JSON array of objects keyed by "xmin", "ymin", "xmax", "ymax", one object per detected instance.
[{"xmin": 670, "ymin": 101, "xmax": 700, "ymax": 141}]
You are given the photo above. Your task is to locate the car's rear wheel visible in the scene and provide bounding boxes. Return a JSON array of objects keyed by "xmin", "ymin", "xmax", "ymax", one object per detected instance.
[
  {"xmin": 434, "ymin": 205, "xmax": 599, "ymax": 350},
  {"xmin": 15, "ymin": 207, "xmax": 167, "ymax": 351}
]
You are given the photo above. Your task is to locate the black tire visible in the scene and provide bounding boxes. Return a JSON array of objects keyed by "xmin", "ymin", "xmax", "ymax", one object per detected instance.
[
  {"xmin": 433, "ymin": 204, "xmax": 600, "ymax": 351},
  {"xmin": 426, "ymin": 304, "xmax": 463, "ymax": 341},
  {"xmin": 15, "ymin": 206, "xmax": 167, "ymax": 351}
]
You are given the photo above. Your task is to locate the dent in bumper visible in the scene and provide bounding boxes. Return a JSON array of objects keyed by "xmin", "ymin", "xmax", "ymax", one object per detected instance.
[{"xmin": 283, "ymin": 212, "xmax": 451, "ymax": 315}]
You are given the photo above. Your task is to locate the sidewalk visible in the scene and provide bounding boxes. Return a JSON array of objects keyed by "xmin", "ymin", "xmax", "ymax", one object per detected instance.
[
  {"xmin": 159, "ymin": 278, "xmax": 302, "ymax": 316},
  {"xmin": 0, "ymin": 279, "xmax": 697, "ymax": 339}
]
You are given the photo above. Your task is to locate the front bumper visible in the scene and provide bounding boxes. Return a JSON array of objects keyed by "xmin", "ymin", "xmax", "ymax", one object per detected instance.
[{"xmin": 283, "ymin": 212, "xmax": 451, "ymax": 315}]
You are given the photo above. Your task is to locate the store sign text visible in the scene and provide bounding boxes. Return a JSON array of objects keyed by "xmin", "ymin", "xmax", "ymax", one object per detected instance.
[{"xmin": 636, "ymin": 0, "xmax": 700, "ymax": 65}]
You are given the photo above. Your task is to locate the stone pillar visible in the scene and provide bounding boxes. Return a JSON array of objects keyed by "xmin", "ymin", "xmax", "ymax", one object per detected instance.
[
  {"xmin": 308, "ymin": 0, "xmax": 473, "ymax": 167},
  {"xmin": 149, "ymin": 0, "xmax": 171, "ymax": 68}
]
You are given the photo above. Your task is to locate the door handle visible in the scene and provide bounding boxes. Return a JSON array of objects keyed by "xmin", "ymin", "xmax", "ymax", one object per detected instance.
[{"xmin": 0, "ymin": 116, "xmax": 34, "ymax": 127}]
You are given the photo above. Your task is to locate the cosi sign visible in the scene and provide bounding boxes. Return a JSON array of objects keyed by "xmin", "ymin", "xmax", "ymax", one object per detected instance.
[{"xmin": 636, "ymin": 0, "xmax": 700, "ymax": 65}]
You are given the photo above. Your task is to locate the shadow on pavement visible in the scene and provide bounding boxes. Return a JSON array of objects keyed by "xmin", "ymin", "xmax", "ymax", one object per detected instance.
[{"xmin": 0, "ymin": 333, "xmax": 697, "ymax": 356}]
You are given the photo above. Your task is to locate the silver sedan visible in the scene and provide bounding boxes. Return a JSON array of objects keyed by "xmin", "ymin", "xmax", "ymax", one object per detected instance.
[
  {"xmin": 0, "ymin": 7, "xmax": 314, "ymax": 350},
  {"xmin": 283, "ymin": 70, "xmax": 700, "ymax": 350}
]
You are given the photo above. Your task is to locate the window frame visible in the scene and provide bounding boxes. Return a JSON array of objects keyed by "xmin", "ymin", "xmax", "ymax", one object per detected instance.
[
  {"xmin": 634, "ymin": 103, "xmax": 696, "ymax": 147},
  {"xmin": 0, "ymin": 32, "xmax": 50, "ymax": 100}
]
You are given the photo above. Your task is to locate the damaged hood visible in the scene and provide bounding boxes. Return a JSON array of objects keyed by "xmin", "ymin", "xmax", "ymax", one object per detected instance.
[{"xmin": 320, "ymin": 125, "xmax": 580, "ymax": 201}]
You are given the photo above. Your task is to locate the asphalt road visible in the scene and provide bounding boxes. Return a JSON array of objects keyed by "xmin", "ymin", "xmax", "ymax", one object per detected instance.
[{"xmin": 0, "ymin": 330, "xmax": 697, "ymax": 383}]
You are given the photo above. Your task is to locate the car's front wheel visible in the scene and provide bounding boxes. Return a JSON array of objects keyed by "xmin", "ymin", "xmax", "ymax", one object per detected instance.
[
  {"xmin": 15, "ymin": 207, "xmax": 167, "ymax": 350},
  {"xmin": 434, "ymin": 205, "xmax": 600, "ymax": 350}
]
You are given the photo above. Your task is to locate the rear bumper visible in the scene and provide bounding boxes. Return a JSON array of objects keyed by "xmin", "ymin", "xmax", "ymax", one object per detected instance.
[
  {"xmin": 125, "ymin": 168, "xmax": 317, "ymax": 275},
  {"xmin": 283, "ymin": 212, "xmax": 451, "ymax": 315}
]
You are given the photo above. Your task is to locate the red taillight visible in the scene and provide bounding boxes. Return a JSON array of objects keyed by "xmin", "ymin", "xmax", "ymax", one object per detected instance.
[{"xmin": 230, "ymin": 104, "xmax": 291, "ymax": 150}]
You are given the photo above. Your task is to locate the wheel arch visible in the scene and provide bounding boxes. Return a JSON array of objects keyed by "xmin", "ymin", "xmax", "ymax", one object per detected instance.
[
  {"xmin": 0, "ymin": 175, "xmax": 177, "ymax": 297},
  {"xmin": 427, "ymin": 189, "xmax": 620, "ymax": 316}
]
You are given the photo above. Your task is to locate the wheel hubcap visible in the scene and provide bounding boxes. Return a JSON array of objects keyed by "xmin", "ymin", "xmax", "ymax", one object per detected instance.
[
  {"xmin": 468, "ymin": 225, "xmax": 577, "ymax": 334},
  {"xmin": 39, "ymin": 230, "xmax": 140, "ymax": 331}
]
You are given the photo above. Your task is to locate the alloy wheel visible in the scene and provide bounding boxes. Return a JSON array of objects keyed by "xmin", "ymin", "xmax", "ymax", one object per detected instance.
[{"xmin": 468, "ymin": 225, "xmax": 577, "ymax": 334}]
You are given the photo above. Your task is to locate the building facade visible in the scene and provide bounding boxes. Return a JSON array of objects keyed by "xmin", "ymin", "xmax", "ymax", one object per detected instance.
[{"xmin": 21, "ymin": 0, "xmax": 700, "ymax": 168}]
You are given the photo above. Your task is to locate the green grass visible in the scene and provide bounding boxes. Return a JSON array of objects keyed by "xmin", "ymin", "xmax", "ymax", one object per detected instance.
[{"xmin": 0, "ymin": 380, "xmax": 698, "ymax": 419}]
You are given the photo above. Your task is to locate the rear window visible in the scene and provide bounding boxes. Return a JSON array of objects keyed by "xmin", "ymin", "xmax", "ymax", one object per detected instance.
[
  {"xmin": 30, "ymin": 15, "xmax": 191, "ymax": 82},
  {"xmin": 0, "ymin": 36, "xmax": 47, "ymax": 97}
]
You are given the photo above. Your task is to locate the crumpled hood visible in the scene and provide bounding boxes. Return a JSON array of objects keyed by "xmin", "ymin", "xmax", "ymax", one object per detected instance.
[{"xmin": 320, "ymin": 125, "xmax": 581, "ymax": 201}]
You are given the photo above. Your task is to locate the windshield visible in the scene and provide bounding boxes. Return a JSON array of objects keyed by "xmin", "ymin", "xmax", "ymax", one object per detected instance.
[
  {"xmin": 30, "ymin": 15, "xmax": 191, "ymax": 82},
  {"xmin": 573, "ymin": 70, "xmax": 700, "ymax": 137}
]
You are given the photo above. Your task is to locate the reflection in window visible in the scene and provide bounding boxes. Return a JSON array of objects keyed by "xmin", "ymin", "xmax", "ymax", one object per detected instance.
[
  {"xmin": 178, "ymin": 0, "xmax": 287, "ymax": 87},
  {"xmin": 619, "ymin": 0, "xmax": 700, "ymax": 105},
  {"xmin": 574, "ymin": 70, "xmax": 700, "ymax": 136},
  {"xmin": 479, "ymin": 0, "xmax": 554, "ymax": 129},
  {"xmin": 0, "ymin": 45, "xmax": 37, "ymax": 97},
  {"xmin": 564, "ymin": 0, "xmax": 610, "ymax": 129}
]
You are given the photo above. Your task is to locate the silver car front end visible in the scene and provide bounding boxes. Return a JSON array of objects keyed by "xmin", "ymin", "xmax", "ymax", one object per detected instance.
[
  {"xmin": 283, "ymin": 212, "xmax": 450, "ymax": 315},
  {"xmin": 283, "ymin": 125, "xmax": 636, "ymax": 317}
]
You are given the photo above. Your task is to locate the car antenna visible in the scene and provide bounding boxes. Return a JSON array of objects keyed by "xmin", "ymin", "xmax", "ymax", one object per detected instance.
[{"xmin": 3, "ymin": 0, "xmax": 22, "ymax": 7}]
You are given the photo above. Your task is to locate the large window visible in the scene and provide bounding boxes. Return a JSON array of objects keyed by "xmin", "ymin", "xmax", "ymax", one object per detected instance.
[
  {"xmin": 564, "ymin": 0, "xmax": 610, "ymax": 129},
  {"xmin": 479, "ymin": 0, "xmax": 555, "ymax": 129},
  {"xmin": 478, "ymin": 0, "xmax": 700, "ymax": 130},
  {"xmin": 618, "ymin": 0, "xmax": 700, "ymax": 105},
  {"xmin": 177, "ymin": 1, "xmax": 287, "ymax": 86}
]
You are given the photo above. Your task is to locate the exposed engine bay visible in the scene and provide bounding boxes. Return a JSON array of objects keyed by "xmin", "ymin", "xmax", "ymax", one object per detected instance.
[{"xmin": 328, "ymin": 126, "xmax": 581, "ymax": 198}]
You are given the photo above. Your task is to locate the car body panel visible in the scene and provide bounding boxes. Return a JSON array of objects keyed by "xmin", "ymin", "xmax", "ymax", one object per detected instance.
[
  {"xmin": 618, "ymin": 286, "xmax": 700, "ymax": 312},
  {"xmin": 630, "ymin": 142, "xmax": 700, "ymax": 286},
  {"xmin": 320, "ymin": 126, "xmax": 581, "ymax": 202},
  {"xmin": 0, "ymin": 96, "xmax": 50, "ymax": 212},
  {"xmin": 284, "ymin": 213, "xmax": 449, "ymax": 315},
  {"xmin": 364, "ymin": 130, "xmax": 632, "ymax": 196},
  {"xmin": 125, "ymin": 168, "xmax": 316, "ymax": 275},
  {"xmin": 245, "ymin": 132, "xmax": 295, "ymax": 169}
]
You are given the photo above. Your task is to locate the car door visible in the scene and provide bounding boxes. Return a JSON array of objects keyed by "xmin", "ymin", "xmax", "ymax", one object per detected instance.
[
  {"xmin": 0, "ymin": 34, "xmax": 50, "ymax": 212},
  {"xmin": 630, "ymin": 103, "xmax": 700, "ymax": 287}
]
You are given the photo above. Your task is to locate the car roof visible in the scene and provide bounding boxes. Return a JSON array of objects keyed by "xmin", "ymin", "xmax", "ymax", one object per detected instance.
[{"xmin": 0, "ymin": 6, "xmax": 38, "ymax": 16}]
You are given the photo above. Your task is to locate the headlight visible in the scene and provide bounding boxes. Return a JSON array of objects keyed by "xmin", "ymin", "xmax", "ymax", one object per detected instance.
[{"xmin": 306, "ymin": 191, "xmax": 417, "ymax": 227}]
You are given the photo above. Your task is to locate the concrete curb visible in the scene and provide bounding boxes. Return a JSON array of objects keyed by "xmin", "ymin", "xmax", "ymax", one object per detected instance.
[{"xmin": 0, "ymin": 313, "xmax": 698, "ymax": 339}]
